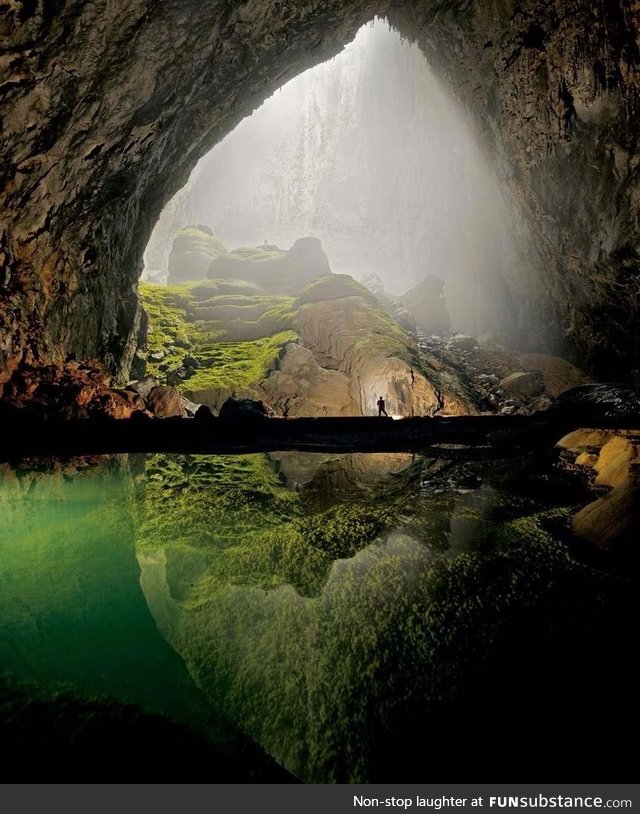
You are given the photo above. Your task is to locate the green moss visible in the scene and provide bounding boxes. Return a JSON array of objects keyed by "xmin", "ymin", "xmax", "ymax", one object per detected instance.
[
  {"xmin": 490, "ymin": 506, "xmax": 576, "ymax": 548},
  {"xmin": 175, "ymin": 227, "xmax": 227, "ymax": 257},
  {"xmin": 298, "ymin": 503, "xmax": 395, "ymax": 559},
  {"xmin": 229, "ymin": 246, "xmax": 287, "ymax": 262},
  {"xmin": 294, "ymin": 274, "xmax": 376, "ymax": 306},
  {"xmin": 135, "ymin": 454, "xmax": 332, "ymax": 598},
  {"xmin": 139, "ymin": 283, "xmax": 205, "ymax": 378},
  {"xmin": 140, "ymin": 282, "xmax": 296, "ymax": 391},
  {"xmin": 191, "ymin": 279, "xmax": 259, "ymax": 297},
  {"xmin": 186, "ymin": 331, "xmax": 296, "ymax": 391}
]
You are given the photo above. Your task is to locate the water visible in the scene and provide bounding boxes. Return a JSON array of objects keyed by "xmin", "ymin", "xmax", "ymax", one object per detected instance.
[{"xmin": 0, "ymin": 452, "xmax": 634, "ymax": 780}]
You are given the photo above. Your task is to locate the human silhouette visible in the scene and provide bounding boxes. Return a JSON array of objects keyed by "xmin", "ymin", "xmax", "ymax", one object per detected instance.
[{"xmin": 377, "ymin": 396, "xmax": 388, "ymax": 417}]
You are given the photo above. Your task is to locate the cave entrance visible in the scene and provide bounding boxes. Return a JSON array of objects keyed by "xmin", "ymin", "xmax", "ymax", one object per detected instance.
[
  {"xmin": 138, "ymin": 18, "xmax": 533, "ymax": 417},
  {"xmin": 144, "ymin": 18, "xmax": 526, "ymax": 332}
]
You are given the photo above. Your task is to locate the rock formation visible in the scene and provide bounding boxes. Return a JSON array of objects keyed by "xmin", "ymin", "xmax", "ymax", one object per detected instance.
[
  {"xmin": 1, "ymin": 1, "xmax": 640, "ymax": 388},
  {"xmin": 359, "ymin": 272, "xmax": 417, "ymax": 332},
  {"xmin": 140, "ymin": 250, "xmax": 478, "ymax": 418},
  {"xmin": 208, "ymin": 236, "xmax": 330, "ymax": 295},
  {"xmin": 400, "ymin": 274, "xmax": 451, "ymax": 335},
  {"xmin": 558, "ymin": 428, "xmax": 640, "ymax": 554},
  {"xmin": 167, "ymin": 227, "xmax": 227, "ymax": 285}
]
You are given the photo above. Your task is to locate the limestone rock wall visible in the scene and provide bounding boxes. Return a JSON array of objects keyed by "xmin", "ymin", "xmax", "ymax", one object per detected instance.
[{"xmin": 391, "ymin": 0, "xmax": 640, "ymax": 377}]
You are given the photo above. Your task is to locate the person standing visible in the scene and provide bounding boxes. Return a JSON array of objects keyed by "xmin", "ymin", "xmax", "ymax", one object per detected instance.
[{"xmin": 377, "ymin": 396, "xmax": 388, "ymax": 417}]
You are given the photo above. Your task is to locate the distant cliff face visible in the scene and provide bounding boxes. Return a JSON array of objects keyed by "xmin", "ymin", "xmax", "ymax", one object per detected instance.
[{"xmin": 1, "ymin": 1, "xmax": 640, "ymax": 385}]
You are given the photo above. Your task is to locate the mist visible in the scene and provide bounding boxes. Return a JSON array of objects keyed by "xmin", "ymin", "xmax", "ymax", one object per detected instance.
[{"xmin": 144, "ymin": 18, "xmax": 533, "ymax": 336}]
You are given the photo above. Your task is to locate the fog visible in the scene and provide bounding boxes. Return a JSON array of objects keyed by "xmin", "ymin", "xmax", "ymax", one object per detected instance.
[{"xmin": 144, "ymin": 18, "xmax": 533, "ymax": 335}]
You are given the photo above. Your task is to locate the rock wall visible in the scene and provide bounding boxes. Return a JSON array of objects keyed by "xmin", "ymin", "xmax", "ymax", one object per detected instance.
[
  {"xmin": 391, "ymin": 0, "xmax": 640, "ymax": 377},
  {"xmin": 1, "ymin": 1, "xmax": 639, "ymax": 385}
]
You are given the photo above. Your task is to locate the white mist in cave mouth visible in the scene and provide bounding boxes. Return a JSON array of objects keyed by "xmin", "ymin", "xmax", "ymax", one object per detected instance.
[{"xmin": 144, "ymin": 17, "xmax": 531, "ymax": 335}]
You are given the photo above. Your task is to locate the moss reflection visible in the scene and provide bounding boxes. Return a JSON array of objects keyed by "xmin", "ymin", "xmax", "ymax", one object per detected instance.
[{"xmin": 133, "ymin": 451, "xmax": 627, "ymax": 782}]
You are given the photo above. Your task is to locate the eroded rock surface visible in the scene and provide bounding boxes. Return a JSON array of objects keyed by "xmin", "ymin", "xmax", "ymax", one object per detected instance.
[{"xmin": 558, "ymin": 426, "xmax": 640, "ymax": 553}]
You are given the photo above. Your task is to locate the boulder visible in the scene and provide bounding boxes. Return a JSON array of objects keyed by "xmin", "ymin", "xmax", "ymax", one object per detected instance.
[
  {"xmin": 128, "ymin": 375, "xmax": 159, "ymax": 400},
  {"xmin": 194, "ymin": 404, "xmax": 215, "ymax": 422},
  {"xmin": 167, "ymin": 226, "xmax": 227, "ymax": 284},
  {"xmin": 183, "ymin": 355, "xmax": 200, "ymax": 369},
  {"xmin": 399, "ymin": 274, "xmax": 451, "ymax": 335},
  {"xmin": 218, "ymin": 397, "xmax": 275, "ymax": 420},
  {"xmin": 449, "ymin": 334, "xmax": 479, "ymax": 352},
  {"xmin": 556, "ymin": 428, "xmax": 617, "ymax": 452},
  {"xmin": 572, "ymin": 484, "xmax": 640, "ymax": 551},
  {"xmin": 594, "ymin": 435, "xmax": 640, "ymax": 489},
  {"xmin": 287, "ymin": 236, "xmax": 332, "ymax": 279},
  {"xmin": 147, "ymin": 385, "xmax": 187, "ymax": 418},
  {"xmin": 498, "ymin": 370, "xmax": 545, "ymax": 400},
  {"xmin": 518, "ymin": 353, "xmax": 592, "ymax": 397}
]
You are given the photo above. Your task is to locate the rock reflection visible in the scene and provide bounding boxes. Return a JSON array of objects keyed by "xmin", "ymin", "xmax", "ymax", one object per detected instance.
[{"xmin": 133, "ymin": 449, "xmax": 602, "ymax": 781}]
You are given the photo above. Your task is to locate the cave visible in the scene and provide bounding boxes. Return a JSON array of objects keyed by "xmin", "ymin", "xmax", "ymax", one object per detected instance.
[
  {"xmin": 2, "ymin": 0, "xmax": 640, "ymax": 384},
  {"xmin": 1, "ymin": 0, "xmax": 639, "ymax": 786}
]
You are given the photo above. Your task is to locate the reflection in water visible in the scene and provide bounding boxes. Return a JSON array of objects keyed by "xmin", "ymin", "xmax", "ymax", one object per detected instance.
[
  {"xmin": 0, "ymin": 452, "xmax": 635, "ymax": 780},
  {"xmin": 0, "ymin": 458, "xmax": 205, "ymax": 723}
]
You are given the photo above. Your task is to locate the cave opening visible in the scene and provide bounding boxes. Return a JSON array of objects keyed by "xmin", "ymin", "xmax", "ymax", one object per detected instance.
[
  {"xmin": 144, "ymin": 18, "xmax": 533, "ymax": 336},
  {"xmin": 138, "ymin": 18, "xmax": 546, "ymax": 420}
]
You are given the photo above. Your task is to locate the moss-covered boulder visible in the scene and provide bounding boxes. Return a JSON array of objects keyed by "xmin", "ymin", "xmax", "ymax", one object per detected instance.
[
  {"xmin": 208, "ymin": 236, "xmax": 330, "ymax": 295},
  {"xmin": 167, "ymin": 226, "xmax": 227, "ymax": 285}
]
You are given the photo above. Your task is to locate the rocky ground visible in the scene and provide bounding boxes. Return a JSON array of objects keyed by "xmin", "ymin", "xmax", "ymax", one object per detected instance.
[{"xmin": 418, "ymin": 332, "xmax": 593, "ymax": 416}]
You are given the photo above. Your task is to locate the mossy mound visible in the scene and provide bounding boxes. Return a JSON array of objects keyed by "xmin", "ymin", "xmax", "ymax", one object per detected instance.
[
  {"xmin": 139, "ymin": 281, "xmax": 297, "ymax": 392},
  {"xmin": 207, "ymin": 236, "xmax": 331, "ymax": 295},
  {"xmin": 293, "ymin": 283, "xmax": 423, "ymax": 371},
  {"xmin": 294, "ymin": 273, "xmax": 378, "ymax": 306},
  {"xmin": 131, "ymin": 451, "xmax": 630, "ymax": 782},
  {"xmin": 229, "ymin": 246, "xmax": 287, "ymax": 262},
  {"xmin": 167, "ymin": 226, "xmax": 228, "ymax": 285},
  {"xmin": 135, "ymin": 454, "xmax": 339, "ymax": 599}
]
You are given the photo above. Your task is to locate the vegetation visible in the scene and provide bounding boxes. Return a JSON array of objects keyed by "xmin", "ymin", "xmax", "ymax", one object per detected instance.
[
  {"xmin": 229, "ymin": 246, "xmax": 287, "ymax": 262},
  {"xmin": 186, "ymin": 332, "xmax": 296, "ymax": 392},
  {"xmin": 140, "ymin": 254, "xmax": 429, "ymax": 403},
  {"xmin": 139, "ymin": 282, "xmax": 297, "ymax": 392},
  {"xmin": 174, "ymin": 226, "xmax": 227, "ymax": 258}
]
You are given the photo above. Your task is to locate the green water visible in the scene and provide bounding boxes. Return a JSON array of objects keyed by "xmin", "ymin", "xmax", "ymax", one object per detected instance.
[{"xmin": 0, "ymin": 452, "xmax": 633, "ymax": 781}]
